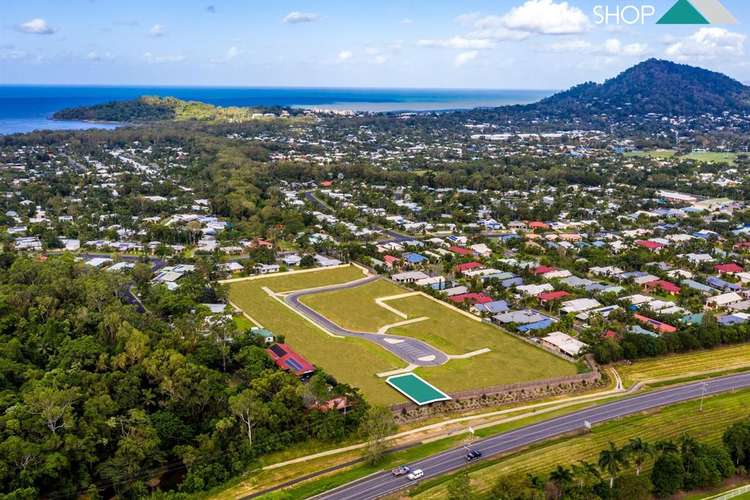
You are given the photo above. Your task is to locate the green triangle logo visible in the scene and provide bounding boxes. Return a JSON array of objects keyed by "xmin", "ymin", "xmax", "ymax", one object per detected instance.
[{"xmin": 657, "ymin": 0, "xmax": 710, "ymax": 24}]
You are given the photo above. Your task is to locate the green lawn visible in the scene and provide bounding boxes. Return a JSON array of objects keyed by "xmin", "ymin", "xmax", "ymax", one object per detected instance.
[
  {"xmin": 619, "ymin": 343, "xmax": 750, "ymax": 388},
  {"xmin": 413, "ymin": 389, "xmax": 750, "ymax": 499},
  {"xmin": 228, "ymin": 267, "xmax": 404, "ymax": 405},
  {"xmin": 298, "ymin": 278, "xmax": 577, "ymax": 392},
  {"xmin": 299, "ymin": 278, "xmax": 404, "ymax": 331},
  {"xmin": 684, "ymin": 151, "xmax": 738, "ymax": 164}
]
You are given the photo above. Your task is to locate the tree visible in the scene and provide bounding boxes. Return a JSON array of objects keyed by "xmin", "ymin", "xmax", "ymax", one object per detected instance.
[
  {"xmin": 723, "ymin": 421, "xmax": 750, "ymax": 468},
  {"xmin": 612, "ymin": 474, "xmax": 651, "ymax": 500},
  {"xmin": 229, "ymin": 389, "xmax": 269, "ymax": 448},
  {"xmin": 447, "ymin": 471, "xmax": 473, "ymax": 500},
  {"xmin": 23, "ymin": 385, "xmax": 78, "ymax": 434},
  {"xmin": 651, "ymin": 452, "xmax": 685, "ymax": 498},
  {"xmin": 361, "ymin": 406, "xmax": 396, "ymax": 465},
  {"xmin": 625, "ymin": 437, "xmax": 653, "ymax": 476},
  {"xmin": 548, "ymin": 465, "xmax": 573, "ymax": 499},
  {"xmin": 598, "ymin": 442, "xmax": 628, "ymax": 489}
]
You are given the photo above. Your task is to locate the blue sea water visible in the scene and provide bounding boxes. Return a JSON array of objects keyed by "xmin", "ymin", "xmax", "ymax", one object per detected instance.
[{"xmin": 0, "ymin": 85, "xmax": 553, "ymax": 135}]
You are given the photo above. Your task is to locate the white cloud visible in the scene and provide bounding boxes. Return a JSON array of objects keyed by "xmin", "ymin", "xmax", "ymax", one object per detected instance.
[
  {"xmin": 337, "ymin": 50, "xmax": 353, "ymax": 62},
  {"xmin": 603, "ymin": 39, "xmax": 648, "ymax": 57},
  {"xmin": 455, "ymin": 50, "xmax": 479, "ymax": 67},
  {"xmin": 417, "ymin": 36, "xmax": 495, "ymax": 50},
  {"xmin": 545, "ymin": 37, "xmax": 647, "ymax": 57},
  {"xmin": 666, "ymin": 28, "xmax": 745, "ymax": 60},
  {"xmin": 372, "ymin": 54, "xmax": 388, "ymax": 64},
  {"xmin": 283, "ymin": 11, "xmax": 319, "ymax": 24},
  {"xmin": 143, "ymin": 52, "xmax": 185, "ymax": 64},
  {"xmin": 0, "ymin": 46, "xmax": 29, "ymax": 60},
  {"xmin": 400, "ymin": 18, "xmax": 413, "ymax": 24},
  {"xmin": 547, "ymin": 39, "xmax": 592, "ymax": 52},
  {"xmin": 85, "ymin": 51, "xmax": 114, "ymax": 62},
  {"xmin": 498, "ymin": 0, "xmax": 589, "ymax": 34},
  {"xmin": 210, "ymin": 46, "xmax": 243, "ymax": 64},
  {"xmin": 17, "ymin": 18, "xmax": 55, "ymax": 35},
  {"xmin": 149, "ymin": 24, "xmax": 166, "ymax": 37}
]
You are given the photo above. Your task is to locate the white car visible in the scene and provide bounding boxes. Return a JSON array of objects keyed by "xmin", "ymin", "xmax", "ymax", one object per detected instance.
[{"xmin": 407, "ymin": 469, "xmax": 424, "ymax": 480}]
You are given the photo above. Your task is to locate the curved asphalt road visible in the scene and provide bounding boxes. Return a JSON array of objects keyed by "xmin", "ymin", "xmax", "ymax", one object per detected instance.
[
  {"xmin": 285, "ymin": 277, "xmax": 449, "ymax": 367},
  {"xmin": 317, "ymin": 372, "xmax": 750, "ymax": 500}
]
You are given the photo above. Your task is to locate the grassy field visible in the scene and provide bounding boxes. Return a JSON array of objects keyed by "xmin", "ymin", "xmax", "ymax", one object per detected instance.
[
  {"xmin": 228, "ymin": 266, "xmax": 405, "ymax": 405},
  {"xmin": 299, "ymin": 278, "xmax": 577, "ymax": 392},
  {"xmin": 618, "ymin": 344, "xmax": 750, "ymax": 388},
  {"xmin": 412, "ymin": 389, "xmax": 750, "ymax": 499},
  {"xmin": 684, "ymin": 151, "xmax": 739, "ymax": 164},
  {"xmin": 300, "ymin": 279, "xmax": 404, "ymax": 331}
]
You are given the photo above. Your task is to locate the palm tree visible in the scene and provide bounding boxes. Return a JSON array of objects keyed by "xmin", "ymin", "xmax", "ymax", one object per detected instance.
[
  {"xmin": 655, "ymin": 439, "xmax": 678, "ymax": 454},
  {"xmin": 626, "ymin": 437, "xmax": 654, "ymax": 476},
  {"xmin": 572, "ymin": 460, "xmax": 601, "ymax": 489},
  {"xmin": 599, "ymin": 442, "xmax": 628, "ymax": 489},
  {"xmin": 549, "ymin": 465, "xmax": 573, "ymax": 499}
]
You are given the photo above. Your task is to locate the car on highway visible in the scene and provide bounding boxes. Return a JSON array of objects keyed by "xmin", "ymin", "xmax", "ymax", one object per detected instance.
[
  {"xmin": 391, "ymin": 465, "xmax": 411, "ymax": 477},
  {"xmin": 465, "ymin": 449, "xmax": 482, "ymax": 462},
  {"xmin": 407, "ymin": 469, "xmax": 424, "ymax": 481}
]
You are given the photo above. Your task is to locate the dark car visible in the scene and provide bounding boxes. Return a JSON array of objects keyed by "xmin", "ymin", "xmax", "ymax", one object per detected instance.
[
  {"xmin": 465, "ymin": 449, "xmax": 482, "ymax": 462},
  {"xmin": 391, "ymin": 465, "xmax": 411, "ymax": 477}
]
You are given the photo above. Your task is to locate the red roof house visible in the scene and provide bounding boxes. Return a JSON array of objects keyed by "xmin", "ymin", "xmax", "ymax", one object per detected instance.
[
  {"xmin": 320, "ymin": 180, "xmax": 333, "ymax": 187},
  {"xmin": 633, "ymin": 314, "xmax": 677, "ymax": 334},
  {"xmin": 448, "ymin": 292, "xmax": 493, "ymax": 305},
  {"xmin": 454, "ymin": 261, "xmax": 483, "ymax": 273},
  {"xmin": 528, "ymin": 221, "xmax": 549, "ymax": 230},
  {"xmin": 538, "ymin": 290, "xmax": 571, "ymax": 302},
  {"xmin": 714, "ymin": 263, "xmax": 744, "ymax": 274},
  {"xmin": 384, "ymin": 255, "xmax": 399, "ymax": 268},
  {"xmin": 635, "ymin": 240, "xmax": 665, "ymax": 251},
  {"xmin": 533, "ymin": 265, "xmax": 557, "ymax": 275},
  {"xmin": 266, "ymin": 343, "xmax": 315, "ymax": 378},
  {"xmin": 643, "ymin": 280, "xmax": 681, "ymax": 295},
  {"xmin": 449, "ymin": 246, "xmax": 473, "ymax": 256}
]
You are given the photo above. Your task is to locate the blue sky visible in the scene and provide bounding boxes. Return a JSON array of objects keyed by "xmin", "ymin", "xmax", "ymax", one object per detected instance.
[{"xmin": 1, "ymin": 0, "xmax": 748, "ymax": 89}]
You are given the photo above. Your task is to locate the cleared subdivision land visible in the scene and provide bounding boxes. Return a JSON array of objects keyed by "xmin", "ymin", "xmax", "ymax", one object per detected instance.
[
  {"xmin": 412, "ymin": 389, "xmax": 750, "ymax": 499},
  {"xmin": 619, "ymin": 343, "xmax": 750, "ymax": 388},
  {"xmin": 298, "ymin": 277, "xmax": 577, "ymax": 393},
  {"xmin": 228, "ymin": 266, "xmax": 405, "ymax": 405}
]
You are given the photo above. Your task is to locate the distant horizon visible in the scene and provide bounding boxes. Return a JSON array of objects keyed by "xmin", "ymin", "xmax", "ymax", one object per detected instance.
[{"xmin": 0, "ymin": 83, "xmax": 559, "ymax": 92}]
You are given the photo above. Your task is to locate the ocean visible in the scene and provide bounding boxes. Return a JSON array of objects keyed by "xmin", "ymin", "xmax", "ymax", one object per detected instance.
[{"xmin": 0, "ymin": 85, "xmax": 553, "ymax": 135}]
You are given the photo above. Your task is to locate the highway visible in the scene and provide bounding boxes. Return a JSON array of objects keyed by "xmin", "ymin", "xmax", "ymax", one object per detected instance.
[
  {"xmin": 285, "ymin": 277, "xmax": 449, "ymax": 366},
  {"xmin": 317, "ymin": 372, "xmax": 750, "ymax": 500}
]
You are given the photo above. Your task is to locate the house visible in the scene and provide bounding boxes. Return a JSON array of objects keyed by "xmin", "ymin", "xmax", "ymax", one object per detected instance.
[
  {"xmin": 707, "ymin": 292, "xmax": 744, "ymax": 309},
  {"xmin": 266, "ymin": 343, "xmax": 315, "ymax": 378},
  {"xmin": 633, "ymin": 314, "xmax": 677, "ymax": 334},
  {"xmin": 448, "ymin": 292, "xmax": 493, "ymax": 305},
  {"xmin": 494, "ymin": 309, "xmax": 549, "ymax": 325},
  {"xmin": 538, "ymin": 290, "xmax": 571, "ymax": 303},
  {"xmin": 517, "ymin": 283, "xmax": 554, "ymax": 297},
  {"xmin": 283, "ymin": 254, "xmax": 302, "ymax": 266},
  {"xmin": 714, "ymin": 263, "xmax": 744, "ymax": 275},
  {"xmin": 517, "ymin": 318, "xmax": 556, "ymax": 332},
  {"xmin": 85, "ymin": 257, "xmax": 113, "ymax": 268},
  {"xmin": 255, "ymin": 263, "xmax": 280, "ymax": 275},
  {"xmin": 221, "ymin": 261, "xmax": 245, "ymax": 273},
  {"xmin": 384, "ymin": 255, "xmax": 400, "ymax": 268},
  {"xmin": 454, "ymin": 261, "xmax": 483, "ymax": 274},
  {"xmin": 541, "ymin": 331, "xmax": 588, "ymax": 357},
  {"xmin": 415, "ymin": 275, "xmax": 446, "ymax": 290},
  {"xmin": 449, "ymin": 246, "xmax": 473, "ymax": 256},
  {"xmin": 576, "ymin": 305, "xmax": 621, "ymax": 321},
  {"xmin": 392, "ymin": 271, "xmax": 430, "ymax": 283},
  {"xmin": 470, "ymin": 243, "xmax": 492, "ymax": 257},
  {"xmin": 636, "ymin": 240, "xmax": 665, "ymax": 251},
  {"xmin": 249, "ymin": 327, "xmax": 276, "ymax": 344},
  {"xmin": 707, "ymin": 276, "xmax": 742, "ymax": 292},
  {"xmin": 472, "ymin": 300, "xmax": 509, "ymax": 314},
  {"xmin": 643, "ymin": 280, "xmax": 681, "ymax": 295},
  {"xmin": 403, "ymin": 252, "xmax": 427, "ymax": 265},
  {"xmin": 443, "ymin": 285, "xmax": 470, "ymax": 297},
  {"xmin": 533, "ymin": 265, "xmax": 557, "ymax": 275},
  {"xmin": 313, "ymin": 396, "xmax": 351, "ymax": 414},
  {"xmin": 315, "ymin": 255, "xmax": 342, "ymax": 267},
  {"xmin": 560, "ymin": 298, "xmax": 602, "ymax": 314}
]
